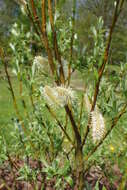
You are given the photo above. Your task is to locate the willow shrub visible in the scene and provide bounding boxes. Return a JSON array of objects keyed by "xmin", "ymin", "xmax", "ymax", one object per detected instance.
[{"xmin": 0, "ymin": 0, "xmax": 127, "ymax": 189}]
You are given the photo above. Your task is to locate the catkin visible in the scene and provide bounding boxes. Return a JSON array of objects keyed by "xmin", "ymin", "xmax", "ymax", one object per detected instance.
[
  {"xmin": 91, "ymin": 109, "xmax": 105, "ymax": 143},
  {"xmin": 42, "ymin": 85, "xmax": 75, "ymax": 107}
]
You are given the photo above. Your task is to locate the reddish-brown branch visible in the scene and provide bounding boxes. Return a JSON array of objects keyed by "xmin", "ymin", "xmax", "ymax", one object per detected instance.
[
  {"xmin": 41, "ymin": 0, "xmax": 57, "ymax": 78},
  {"xmin": 48, "ymin": 0, "xmax": 65, "ymax": 84},
  {"xmin": 0, "ymin": 49, "xmax": 21, "ymax": 121},
  {"xmin": 30, "ymin": 0, "xmax": 42, "ymax": 34},
  {"xmin": 26, "ymin": 4, "xmax": 41, "ymax": 37},
  {"xmin": 68, "ymin": 0, "xmax": 76, "ymax": 85},
  {"xmin": 65, "ymin": 105, "xmax": 81, "ymax": 146}
]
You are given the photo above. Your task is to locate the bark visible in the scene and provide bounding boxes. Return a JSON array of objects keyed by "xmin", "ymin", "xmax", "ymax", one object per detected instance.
[{"xmin": 74, "ymin": 145, "xmax": 84, "ymax": 190}]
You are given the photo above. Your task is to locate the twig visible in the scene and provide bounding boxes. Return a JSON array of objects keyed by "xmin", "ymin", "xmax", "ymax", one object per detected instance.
[
  {"xmin": 65, "ymin": 105, "xmax": 81, "ymax": 146},
  {"xmin": 30, "ymin": 0, "xmax": 42, "ymax": 34},
  {"xmin": 68, "ymin": 0, "xmax": 76, "ymax": 85},
  {"xmin": 37, "ymin": 117, "xmax": 55, "ymax": 158},
  {"xmin": 41, "ymin": 0, "xmax": 56, "ymax": 77},
  {"xmin": 48, "ymin": 0, "xmax": 65, "ymax": 84},
  {"xmin": 46, "ymin": 104, "xmax": 74, "ymax": 146},
  {"xmin": 0, "ymin": 49, "xmax": 23, "ymax": 124},
  {"xmin": 117, "ymin": 0, "xmax": 125, "ymax": 16},
  {"xmin": 26, "ymin": 3, "xmax": 41, "ymax": 37}
]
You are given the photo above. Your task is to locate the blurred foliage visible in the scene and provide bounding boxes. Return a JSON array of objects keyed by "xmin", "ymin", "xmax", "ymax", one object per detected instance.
[
  {"xmin": 61, "ymin": 0, "xmax": 127, "ymax": 65},
  {"xmin": 0, "ymin": 0, "xmax": 19, "ymax": 47}
]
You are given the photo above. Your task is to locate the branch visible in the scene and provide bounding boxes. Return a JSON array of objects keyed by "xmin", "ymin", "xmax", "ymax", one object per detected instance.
[
  {"xmin": 46, "ymin": 104, "xmax": 74, "ymax": 147},
  {"xmin": 41, "ymin": 0, "xmax": 58, "ymax": 80},
  {"xmin": 48, "ymin": 0, "xmax": 65, "ymax": 84},
  {"xmin": 117, "ymin": 0, "xmax": 125, "ymax": 16},
  {"xmin": 65, "ymin": 105, "xmax": 81, "ymax": 146},
  {"xmin": 26, "ymin": 3, "xmax": 41, "ymax": 37},
  {"xmin": 85, "ymin": 103, "xmax": 127, "ymax": 161},
  {"xmin": 82, "ymin": 0, "xmax": 124, "ymax": 147},
  {"xmin": 0, "ymin": 48, "xmax": 21, "ymax": 121},
  {"xmin": 30, "ymin": 0, "xmax": 42, "ymax": 34},
  {"xmin": 68, "ymin": 0, "xmax": 76, "ymax": 85},
  {"xmin": 39, "ymin": 118, "xmax": 55, "ymax": 157}
]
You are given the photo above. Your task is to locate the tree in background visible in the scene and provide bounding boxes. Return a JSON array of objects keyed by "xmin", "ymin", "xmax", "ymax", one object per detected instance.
[
  {"xmin": 0, "ymin": 0, "xmax": 18, "ymax": 47},
  {"xmin": 76, "ymin": 0, "xmax": 127, "ymax": 65}
]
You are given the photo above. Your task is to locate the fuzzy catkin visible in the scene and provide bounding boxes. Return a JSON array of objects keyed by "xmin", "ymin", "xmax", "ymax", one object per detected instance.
[
  {"xmin": 42, "ymin": 85, "xmax": 75, "ymax": 107},
  {"xmin": 84, "ymin": 93, "xmax": 105, "ymax": 143},
  {"xmin": 91, "ymin": 109, "xmax": 105, "ymax": 143}
]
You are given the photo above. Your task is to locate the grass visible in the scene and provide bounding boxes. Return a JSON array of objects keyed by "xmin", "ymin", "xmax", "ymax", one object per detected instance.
[
  {"xmin": 0, "ymin": 76, "xmax": 30, "ymax": 128},
  {"xmin": 0, "ymin": 78, "xmax": 16, "ymax": 126}
]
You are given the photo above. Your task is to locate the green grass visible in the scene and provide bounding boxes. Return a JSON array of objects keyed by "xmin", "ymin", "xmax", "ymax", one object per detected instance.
[{"xmin": 0, "ymin": 77, "xmax": 30, "ymax": 128}]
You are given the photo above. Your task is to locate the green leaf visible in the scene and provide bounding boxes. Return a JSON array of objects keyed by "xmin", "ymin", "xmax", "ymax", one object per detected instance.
[
  {"xmin": 92, "ymin": 26, "xmax": 97, "ymax": 37},
  {"xmin": 102, "ymin": 186, "xmax": 107, "ymax": 190},
  {"xmin": 94, "ymin": 68, "xmax": 99, "ymax": 81},
  {"xmin": 64, "ymin": 176, "xmax": 73, "ymax": 187},
  {"xmin": 55, "ymin": 178, "xmax": 61, "ymax": 188},
  {"xmin": 94, "ymin": 181, "xmax": 99, "ymax": 190}
]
